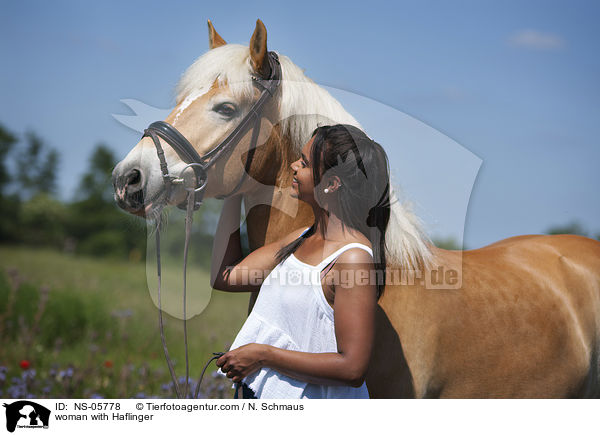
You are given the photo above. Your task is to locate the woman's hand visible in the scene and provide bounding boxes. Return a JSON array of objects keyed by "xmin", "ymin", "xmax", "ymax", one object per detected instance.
[{"xmin": 216, "ymin": 343, "xmax": 268, "ymax": 383}]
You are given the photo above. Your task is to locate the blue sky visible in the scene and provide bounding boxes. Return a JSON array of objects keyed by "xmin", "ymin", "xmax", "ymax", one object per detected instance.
[{"xmin": 1, "ymin": 0, "xmax": 598, "ymax": 248}]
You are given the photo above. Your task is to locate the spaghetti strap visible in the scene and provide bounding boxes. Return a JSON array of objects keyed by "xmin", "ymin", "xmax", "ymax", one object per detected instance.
[
  {"xmin": 291, "ymin": 227, "xmax": 373, "ymax": 269},
  {"xmin": 315, "ymin": 243, "xmax": 373, "ymax": 269}
]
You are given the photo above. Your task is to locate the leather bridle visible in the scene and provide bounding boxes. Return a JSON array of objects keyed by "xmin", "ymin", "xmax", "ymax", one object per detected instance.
[
  {"xmin": 141, "ymin": 51, "xmax": 282, "ymax": 399},
  {"xmin": 142, "ymin": 51, "xmax": 282, "ymax": 209}
]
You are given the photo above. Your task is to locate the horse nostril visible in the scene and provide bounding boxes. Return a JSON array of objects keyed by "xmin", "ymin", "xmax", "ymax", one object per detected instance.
[{"xmin": 126, "ymin": 169, "xmax": 142, "ymax": 187}]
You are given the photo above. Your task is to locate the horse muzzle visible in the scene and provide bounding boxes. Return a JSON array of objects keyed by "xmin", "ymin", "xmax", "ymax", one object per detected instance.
[{"xmin": 112, "ymin": 166, "xmax": 148, "ymax": 214}]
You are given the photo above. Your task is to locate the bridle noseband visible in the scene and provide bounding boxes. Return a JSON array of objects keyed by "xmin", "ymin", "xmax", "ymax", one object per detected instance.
[
  {"xmin": 142, "ymin": 51, "xmax": 282, "ymax": 209},
  {"xmin": 141, "ymin": 51, "xmax": 282, "ymax": 399}
]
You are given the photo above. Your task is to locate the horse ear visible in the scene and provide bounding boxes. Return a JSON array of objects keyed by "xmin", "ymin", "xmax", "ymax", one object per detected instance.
[
  {"xmin": 207, "ymin": 20, "xmax": 226, "ymax": 49},
  {"xmin": 249, "ymin": 19, "xmax": 270, "ymax": 78}
]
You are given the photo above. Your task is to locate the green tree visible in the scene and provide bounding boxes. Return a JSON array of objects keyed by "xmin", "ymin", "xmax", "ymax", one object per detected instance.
[
  {"xmin": 75, "ymin": 144, "xmax": 117, "ymax": 203},
  {"xmin": 0, "ymin": 124, "xmax": 22, "ymax": 242},
  {"xmin": 0, "ymin": 123, "xmax": 17, "ymax": 193},
  {"xmin": 546, "ymin": 221, "xmax": 588, "ymax": 237},
  {"xmin": 67, "ymin": 143, "xmax": 145, "ymax": 259},
  {"xmin": 432, "ymin": 236, "xmax": 464, "ymax": 250},
  {"xmin": 20, "ymin": 193, "xmax": 68, "ymax": 246},
  {"xmin": 15, "ymin": 131, "xmax": 59, "ymax": 198}
]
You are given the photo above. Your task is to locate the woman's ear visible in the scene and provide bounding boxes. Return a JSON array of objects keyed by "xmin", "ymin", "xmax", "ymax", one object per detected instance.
[{"xmin": 326, "ymin": 176, "xmax": 343, "ymax": 193}]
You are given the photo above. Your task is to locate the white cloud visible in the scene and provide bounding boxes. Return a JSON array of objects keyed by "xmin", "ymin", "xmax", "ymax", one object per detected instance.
[{"xmin": 508, "ymin": 29, "xmax": 566, "ymax": 51}]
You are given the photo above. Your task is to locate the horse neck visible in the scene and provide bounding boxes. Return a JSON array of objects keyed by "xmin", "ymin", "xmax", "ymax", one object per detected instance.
[{"xmin": 243, "ymin": 127, "xmax": 314, "ymax": 250}]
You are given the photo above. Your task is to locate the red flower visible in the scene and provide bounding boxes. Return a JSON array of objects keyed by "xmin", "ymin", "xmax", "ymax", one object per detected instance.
[
  {"xmin": 19, "ymin": 360, "xmax": 30, "ymax": 370},
  {"xmin": 104, "ymin": 360, "xmax": 113, "ymax": 368}
]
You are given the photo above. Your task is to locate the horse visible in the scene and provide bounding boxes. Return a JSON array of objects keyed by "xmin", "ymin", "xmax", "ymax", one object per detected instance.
[{"xmin": 112, "ymin": 19, "xmax": 600, "ymax": 398}]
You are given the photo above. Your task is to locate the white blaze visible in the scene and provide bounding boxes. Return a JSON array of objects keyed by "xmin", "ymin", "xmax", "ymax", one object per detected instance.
[{"xmin": 173, "ymin": 87, "xmax": 207, "ymax": 125}]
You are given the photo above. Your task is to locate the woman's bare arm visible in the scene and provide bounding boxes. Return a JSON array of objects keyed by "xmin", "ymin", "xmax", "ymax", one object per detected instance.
[
  {"xmin": 217, "ymin": 248, "xmax": 377, "ymax": 386},
  {"xmin": 210, "ymin": 195, "xmax": 308, "ymax": 292}
]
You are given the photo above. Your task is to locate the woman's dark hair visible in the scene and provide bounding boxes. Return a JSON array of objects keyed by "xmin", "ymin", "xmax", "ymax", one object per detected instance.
[{"xmin": 275, "ymin": 124, "xmax": 391, "ymax": 299}]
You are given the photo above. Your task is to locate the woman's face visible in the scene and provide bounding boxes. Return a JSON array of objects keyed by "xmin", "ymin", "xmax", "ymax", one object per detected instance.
[{"xmin": 290, "ymin": 137, "xmax": 317, "ymax": 203}]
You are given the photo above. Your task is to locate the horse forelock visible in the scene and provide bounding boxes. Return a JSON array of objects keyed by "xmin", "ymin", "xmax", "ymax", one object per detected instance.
[
  {"xmin": 175, "ymin": 43, "xmax": 432, "ymax": 271},
  {"xmin": 175, "ymin": 45, "xmax": 256, "ymax": 106}
]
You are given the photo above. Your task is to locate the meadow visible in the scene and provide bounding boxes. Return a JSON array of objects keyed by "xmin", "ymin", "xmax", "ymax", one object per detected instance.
[{"xmin": 0, "ymin": 245, "xmax": 249, "ymax": 399}]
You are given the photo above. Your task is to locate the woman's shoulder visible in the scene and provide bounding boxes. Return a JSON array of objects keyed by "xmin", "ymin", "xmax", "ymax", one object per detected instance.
[
  {"xmin": 336, "ymin": 244, "xmax": 373, "ymax": 261},
  {"xmin": 350, "ymin": 235, "xmax": 372, "ymax": 249},
  {"xmin": 333, "ymin": 234, "xmax": 373, "ymax": 264},
  {"xmin": 341, "ymin": 230, "xmax": 372, "ymax": 251}
]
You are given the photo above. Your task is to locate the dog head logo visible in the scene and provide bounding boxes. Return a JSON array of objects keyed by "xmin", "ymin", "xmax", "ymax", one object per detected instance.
[{"xmin": 3, "ymin": 401, "xmax": 50, "ymax": 432}]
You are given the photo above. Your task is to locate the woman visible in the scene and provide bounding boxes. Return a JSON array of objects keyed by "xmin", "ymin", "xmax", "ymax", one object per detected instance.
[{"xmin": 211, "ymin": 124, "xmax": 391, "ymax": 398}]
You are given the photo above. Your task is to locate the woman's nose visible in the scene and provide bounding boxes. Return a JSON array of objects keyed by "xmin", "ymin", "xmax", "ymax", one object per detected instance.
[{"xmin": 290, "ymin": 161, "xmax": 299, "ymax": 171}]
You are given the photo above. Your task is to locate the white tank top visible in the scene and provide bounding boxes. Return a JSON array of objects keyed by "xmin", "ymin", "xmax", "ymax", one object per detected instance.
[{"xmin": 229, "ymin": 227, "xmax": 373, "ymax": 399}]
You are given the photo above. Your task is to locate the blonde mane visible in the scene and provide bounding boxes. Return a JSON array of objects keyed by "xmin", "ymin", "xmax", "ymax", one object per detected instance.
[{"xmin": 176, "ymin": 44, "xmax": 431, "ymax": 269}]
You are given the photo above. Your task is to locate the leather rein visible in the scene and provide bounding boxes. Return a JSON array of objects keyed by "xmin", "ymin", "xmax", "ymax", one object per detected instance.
[{"xmin": 141, "ymin": 52, "xmax": 282, "ymax": 398}]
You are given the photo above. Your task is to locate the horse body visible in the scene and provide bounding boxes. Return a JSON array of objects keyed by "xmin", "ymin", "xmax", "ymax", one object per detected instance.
[
  {"xmin": 368, "ymin": 234, "xmax": 600, "ymax": 398},
  {"xmin": 113, "ymin": 20, "xmax": 600, "ymax": 397}
]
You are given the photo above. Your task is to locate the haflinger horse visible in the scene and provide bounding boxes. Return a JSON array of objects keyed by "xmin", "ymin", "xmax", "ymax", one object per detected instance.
[{"xmin": 112, "ymin": 19, "xmax": 600, "ymax": 398}]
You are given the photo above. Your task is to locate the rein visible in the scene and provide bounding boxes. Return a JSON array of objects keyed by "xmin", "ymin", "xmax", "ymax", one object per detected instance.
[{"xmin": 142, "ymin": 52, "xmax": 282, "ymax": 398}]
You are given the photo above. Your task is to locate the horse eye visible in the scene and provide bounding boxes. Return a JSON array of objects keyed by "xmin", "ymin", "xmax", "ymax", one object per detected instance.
[{"xmin": 213, "ymin": 103, "xmax": 237, "ymax": 117}]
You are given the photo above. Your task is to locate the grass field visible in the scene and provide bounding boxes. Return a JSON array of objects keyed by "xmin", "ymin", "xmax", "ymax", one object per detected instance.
[{"xmin": 0, "ymin": 245, "xmax": 249, "ymax": 398}]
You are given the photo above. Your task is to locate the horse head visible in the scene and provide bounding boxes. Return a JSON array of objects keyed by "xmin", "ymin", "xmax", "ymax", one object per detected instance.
[{"xmin": 112, "ymin": 20, "xmax": 288, "ymax": 217}]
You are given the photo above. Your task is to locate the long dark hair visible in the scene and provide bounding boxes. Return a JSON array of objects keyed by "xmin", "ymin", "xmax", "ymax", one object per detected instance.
[{"xmin": 275, "ymin": 124, "xmax": 391, "ymax": 299}]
